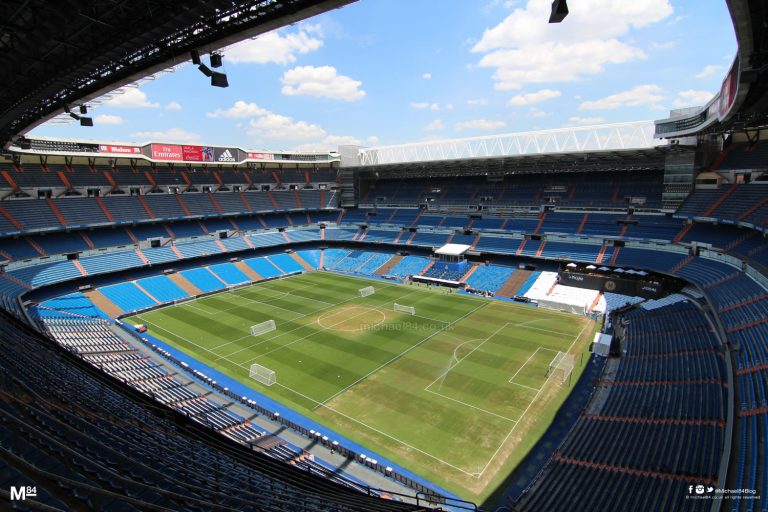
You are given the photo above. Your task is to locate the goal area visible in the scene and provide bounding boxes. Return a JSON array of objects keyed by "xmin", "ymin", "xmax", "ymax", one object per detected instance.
[
  {"xmin": 250, "ymin": 320, "xmax": 276, "ymax": 336},
  {"xmin": 547, "ymin": 351, "xmax": 575, "ymax": 384},
  {"xmin": 249, "ymin": 363, "xmax": 276, "ymax": 386},
  {"xmin": 394, "ymin": 303, "xmax": 415, "ymax": 315},
  {"xmin": 359, "ymin": 286, "xmax": 375, "ymax": 298}
]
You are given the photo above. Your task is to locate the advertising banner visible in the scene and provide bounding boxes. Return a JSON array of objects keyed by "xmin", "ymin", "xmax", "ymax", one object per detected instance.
[
  {"xmin": 97, "ymin": 144, "xmax": 141, "ymax": 155},
  {"xmin": 151, "ymin": 144, "xmax": 183, "ymax": 161},
  {"xmin": 181, "ymin": 145, "xmax": 216, "ymax": 162},
  {"xmin": 214, "ymin": 147, "xmax": 238, "ymax": 163},
  {"xmin": 247, "ymin": 152, "xmax": 274, "ymax": 160}
]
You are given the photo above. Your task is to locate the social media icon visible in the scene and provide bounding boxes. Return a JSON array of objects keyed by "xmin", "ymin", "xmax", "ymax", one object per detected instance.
[{"xmin": 695, "ymin": 485, "xmax": 705, "ymax": 495}]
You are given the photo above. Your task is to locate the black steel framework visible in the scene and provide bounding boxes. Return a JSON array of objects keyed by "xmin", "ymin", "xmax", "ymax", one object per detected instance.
[{"xmin": 0, "ymin": 0, "xmax": 356, "ymax": 148}]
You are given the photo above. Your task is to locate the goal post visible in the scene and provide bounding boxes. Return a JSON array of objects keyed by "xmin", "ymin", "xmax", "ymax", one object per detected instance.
[
  {"xmin": 547, "ymin": 351, "xmax": 575, "ymax": 384},
  {"xmin": 394, "ymin": 303, "xmax": 415, "ymax": 315},
  {"xmin": 250, "ymin": 320, "xmax": 276, "ymax": 336},
  {"xmin": 249, "ymin": 363, "xmax": 276, "ymax": 386},
  {"xmin": 359, "ymin": 286, "xmax": 375, "ymax": 298}
]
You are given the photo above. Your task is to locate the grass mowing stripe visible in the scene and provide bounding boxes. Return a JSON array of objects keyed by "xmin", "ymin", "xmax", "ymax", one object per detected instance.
[
  {"xmin": 314, "ymin": 300, "xmax": 488, "ymax": 409},
  {"xmin": 126, "ymin": 271, "xmax": 594, "ymax": 500}
]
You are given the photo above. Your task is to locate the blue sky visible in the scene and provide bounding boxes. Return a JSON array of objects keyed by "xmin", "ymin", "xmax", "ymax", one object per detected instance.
[{"xmin": 30, "ymin": 0, "xmax": 736, "ymax": 151}]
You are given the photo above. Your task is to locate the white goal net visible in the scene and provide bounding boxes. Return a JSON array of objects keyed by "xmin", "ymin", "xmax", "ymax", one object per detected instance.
[
  {"xmin": 359, "ymin": 286, "xmax": 375, "ymax": 298},
  {"xmin": 249, "ymin": 363, "xmax": 276, "ymax": 386},
  {"xmin": 394, "ymin": 303, "xmax": 415, "ymax": 315},
  {"xmin": 548, "ymin": 351, "xmax": 575, "ymax": 384},
  {"xmin": 250, "ymin": 320, "xmax": 276, "ymax": 336}
]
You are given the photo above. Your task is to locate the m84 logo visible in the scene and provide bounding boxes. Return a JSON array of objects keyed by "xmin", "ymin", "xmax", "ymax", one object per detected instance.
[{"xmin": 10, "ymin": 486, "xmax": 37, "ymax": 501}]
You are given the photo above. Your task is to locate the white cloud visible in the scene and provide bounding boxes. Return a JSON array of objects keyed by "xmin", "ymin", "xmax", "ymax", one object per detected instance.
[
  {"xmin": 568, "ymin": 116, "xmax": 607, "ymax": 125},
  {"xmin": 294, "ymin": 135, "xmax": 362, "ymax": 152},
  {"xmin": 472, "ymin": 0, "xmax": 672, "ymax": 89},
  {"xmin": 247, "ymin": 114, "xmax": 326, "ymax": 140},
  {"xmin": 367, "ymin": 136, "xmax": 380, "ymax": 145},
  {"xmin": 454, "ymin": 119, "xmax": 507, "ymax": 131},
  {"xmin": 104, "ymin": 88, "xmax": 159, "ymax": 108},
  {"xmin": 507, "ymin": 88, "xmax": 561, "ymax": 106},
  {"xmin": 579, "ymin": 84, "xmax": 666, "ymax": 110},
  {"xmin": 224, "ymin": 24, "xmax": 323, "ymax": 65},
  {"xmin": 426, "ymin": 119, "xmax": 444, "ymax": 131},
  {"xmin": 467, "ymin": 98, "xmax": 489, "ymax": 106},
  {"xmin": 650, "ymin": 40, "xmax": 676, "ymax": 50},
  {"xmin": 281, "ymin": 66, "xmax": 365, "ymax": 101},
  {"xmin": 164, "ymin": 101, "xmax": 182, "ymax": 111},
  {"xmin": 528, "ymin": 108, "xmax": 551, "ymax": 118},
  {"xmin": 410, "ymin": 101, "xmax": 453, "ymax": 111},
  {"xmin": 672, "ymin": 90, "xmax": 714, "ymax": 108},
  {"xmin": 94, "ymin": 114, "xmax": 123, "ymax": 125},
  {"xmin": 695, "ymin": 64, "xmax": 724, "ymax": 78},
  {"xmin": 422, "ymin": 72, "xmax": 432, "ymax": 80},
  {"xmin": 130, "ymin": 127, "xmax": 201, "ymax": 143},
  {"xmin": 206, "ymin": 100, "xmax": 269, "ymax": 118}
]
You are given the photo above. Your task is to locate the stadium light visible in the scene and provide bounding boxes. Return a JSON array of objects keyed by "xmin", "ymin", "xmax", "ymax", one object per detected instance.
[
  {"xmin": 198, "ymin": 64, "xmax": 213, "ymax": 77},
  {"xmin": 549, "ymin": 0, "xmax": 568, "ymax": 23},
  {"xmin": 211, "ymin": 72, "xmax": 229, "ymax": 88}
]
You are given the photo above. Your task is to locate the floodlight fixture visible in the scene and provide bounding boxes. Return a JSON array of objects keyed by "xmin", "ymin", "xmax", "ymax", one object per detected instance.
[
  {"xmin": 198, "ymin": 64, "xmax": 213, "ymax": 77},
  {"xmin": 549, "ymin": 0, "xmax": 568, "ymax": 23},
  {"xmin": 211, "ymin": 72, "xmax": 229, "ymax": 88}
]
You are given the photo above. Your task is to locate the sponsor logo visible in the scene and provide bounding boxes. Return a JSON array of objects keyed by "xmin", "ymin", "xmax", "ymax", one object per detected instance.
[
  {"xmin": 218, "ymin": 149, "xmax": 236, "ymax": 162},
  {"xmin": 99, "ymin": 145, "xmax": 140, "ymax": 154},
  {"xmin": 10, "ymin": 486, "xmax": 37, "ymax": 501},
  {"xmin": 151, "ymin": 144, "xmax": 183, "ymax": 161}
]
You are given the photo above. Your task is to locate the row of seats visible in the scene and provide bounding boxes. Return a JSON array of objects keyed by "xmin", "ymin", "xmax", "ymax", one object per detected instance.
[
  {"xmin": 0, "ymin": 162, "xmax": 338, "ymax": 190},
  {"xmin": 0, "ymin": 190, "xmax": 337, "ymax": 235},
  {"xmin": 361, "ymin": 170, "xmax": 664, "ymax": 208},
  {"xmin": 0, "ymin": 309, "xmax": 415, "ymax": 511},
  {"xmin": 516, "ymin": 299, "xmax": 727, "ymax": 512}
]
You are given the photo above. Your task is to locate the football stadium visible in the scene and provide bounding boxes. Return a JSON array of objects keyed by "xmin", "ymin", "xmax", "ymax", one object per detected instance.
[{"xmin": 0, "ymin": 1, "xmax": 765, "ymax": 511}]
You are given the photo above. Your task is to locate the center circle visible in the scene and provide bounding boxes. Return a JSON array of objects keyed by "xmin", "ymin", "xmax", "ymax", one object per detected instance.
[{"xmin": 317, "ymin": 306, "xmax": 388, "ymax": 332}]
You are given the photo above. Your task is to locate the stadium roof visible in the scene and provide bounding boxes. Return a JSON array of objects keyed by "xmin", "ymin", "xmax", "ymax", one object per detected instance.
[
  {"xmin": 354, "ymin": 121, "xmax": 661, "ymax": 167},
  {"xmin": 435, "ymin": 244, "xmax": 471, "ymax": 257},
  {"xmin": 0, "ymin": 0, "xmax": 356, "ymax": 149}
]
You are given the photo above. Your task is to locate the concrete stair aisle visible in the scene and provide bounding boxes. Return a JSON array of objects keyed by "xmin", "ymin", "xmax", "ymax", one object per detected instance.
[
  {"xmin": 290, "ymin": 252, "xmax": 314, "ymax": 271},
  {"xmin": 496, "ymin": 269, "xmax": 532, "ymax": 298},
  {"xmin": 84, "ymin": 289, "xmax": 124, "ymax": 318},
  {"xmin": 168, "ymin": 273, "xmax": 203, "ymax": 296},
  {"xmin": 375, "ymin": 254, "xmax": 404, "ymax": 276}
]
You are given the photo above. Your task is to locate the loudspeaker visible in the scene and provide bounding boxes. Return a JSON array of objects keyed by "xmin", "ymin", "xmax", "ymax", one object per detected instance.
[
  {"xmin": 198, "ymin": 64, "xmax": 213, "ymax": 77},
  {"xmin": 210, "ymin": 53, "xmax": 223, "ymax": 68},
  {"xmin": 549, "ymin": 0, "xmax": 568, "ymax": 23},
  {"xmin": 211, "ymin": 72, "xmax": 229, "ymax": 88},
  {"xmin": 191, "ymin": 49, "xmax": 201, "ymax": 65}
]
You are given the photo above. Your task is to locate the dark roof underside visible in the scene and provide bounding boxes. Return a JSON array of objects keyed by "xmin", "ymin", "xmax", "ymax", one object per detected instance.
[{"xmin": 0, "ymin": 0, "xmax": 356, "ymax": 147}]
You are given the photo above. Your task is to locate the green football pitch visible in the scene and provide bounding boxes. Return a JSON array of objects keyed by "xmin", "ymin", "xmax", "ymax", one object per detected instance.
[{"xmin": 125, "ymin": 271, "xmax": 595, "ymax": 500}]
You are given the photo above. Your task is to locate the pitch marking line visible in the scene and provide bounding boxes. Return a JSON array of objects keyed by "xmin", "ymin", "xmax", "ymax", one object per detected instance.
[
  {"xmin": 314, "ymin": 300, "xmax": 489, "ymax": 410},
  {"xmin": 425, "ymin": 322, "xmax": 512, "ymax": 392},
  {"xmin": 507, "ymin": 346, "xmax": 559, "ymax": 384},
  {"xmin": 423, "ymin": 388, "xmax": 518, "ymax": 423},
  {"xmin": 475, "ymin": 320, "xmax": 592, "ymax": 478},
  {"xmin": 222, "ymin": 284, "xmax": 427, "ymax": 358},
  {"xmin": 272, "ymin": 382, "xmax": 478, "ymax": 477}
]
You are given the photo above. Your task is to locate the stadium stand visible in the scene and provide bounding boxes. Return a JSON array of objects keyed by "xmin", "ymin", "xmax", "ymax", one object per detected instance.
[{"xmin": 464, "ymin": 264, "xmax": 515, "ymax": 293}]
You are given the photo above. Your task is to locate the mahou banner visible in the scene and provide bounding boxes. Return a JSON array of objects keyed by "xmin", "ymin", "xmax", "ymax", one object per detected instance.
[
  {"xmin": 99, "ymin": 144, "xmax": 141, "ymax": 155},
  {"xmin": 151, "ymin": 144, "xmax": 183, "ymax": 161},
  {"xmin": 247, "ymin": 152, "xmax": 274, "ymax": 160}
]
